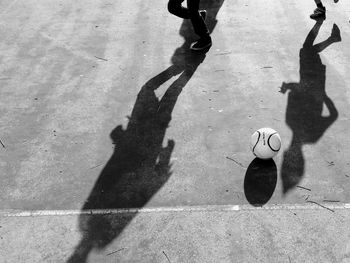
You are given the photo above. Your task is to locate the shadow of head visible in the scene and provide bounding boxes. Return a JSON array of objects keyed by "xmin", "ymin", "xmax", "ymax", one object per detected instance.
[
  {"xmin": 281, "ymin": 142, "xmax": 304, "ymax": 195},
  {"xmin": 67, "ymin": 213, "xmax": 135, "ymax": 263},
  {"xmin": 67, "ymin": 75, "xmax": 177, "ymax": 263},
  {"xmin": 244, "ymin": 158, "xmax": 277, "ymax": 206}
]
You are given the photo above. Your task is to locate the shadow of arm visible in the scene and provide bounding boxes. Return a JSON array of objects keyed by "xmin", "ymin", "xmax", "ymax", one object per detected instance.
[
  {"xmin": 279, "ymin": 82, "xmax": 299, "ymax": 94},
  {"xmin": 321, "ymin": 94, "xmax": 338, "ymax": 127}
]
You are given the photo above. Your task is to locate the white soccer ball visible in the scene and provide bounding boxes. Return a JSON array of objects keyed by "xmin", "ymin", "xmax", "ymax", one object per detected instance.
[{"xmin": 250, "ymin": 128, "xmax": 281, "ymax": 159}]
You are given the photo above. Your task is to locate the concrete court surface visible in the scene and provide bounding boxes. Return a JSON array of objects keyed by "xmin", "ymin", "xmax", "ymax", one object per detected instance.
[{"xmin": 1, "ymin": 0, "xmax": 350, "ymax": 262}]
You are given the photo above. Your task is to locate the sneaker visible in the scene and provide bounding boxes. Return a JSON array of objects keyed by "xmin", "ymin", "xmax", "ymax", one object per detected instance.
[
  {"xmin": 334, "ymin": 0, "xmax": 339, "ymax": 3},
  {"xmin": 310, "ymin": 6, "xmax": 326, "ymax": 20},
  {"xmin": 190, "ymin": 36, "xmax": 212, "ymax": 51},
  {"xmin": 331, "ymin": 23, "xmax": 341, "ymax": 42},
  {"xmin": 199, "ymin": 10, "xmax": 207, "ymax": 21}
]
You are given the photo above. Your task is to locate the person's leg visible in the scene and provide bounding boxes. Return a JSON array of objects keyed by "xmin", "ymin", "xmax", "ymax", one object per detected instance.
[
  {"xmin": 187, "ymin": 0, "xmax": 211, "ymax": 51},
  {"xmin": 303, "ymin": 20, "xmax": 323, "ymax": 49},
  {"xmin": 314, "ymin": 24, "xmax": 341, "ymax": 52},
  {"xmin": 187, "ymin": 0, "xmax": 209, "ymax": 38},
  {"xmin": 168, "ymin": 0, "xmax": 189, "ymax": 19},
  {"xmin": 310, "ymin": 0, "xmax": 326, "ymax": 19},
  {"xmin": 168, "ymin": 0, "xmax": 207, "ymax": 21},
  {"xmin": 315, "ymin": 0, "xmax": 323, "ymax": 6}
]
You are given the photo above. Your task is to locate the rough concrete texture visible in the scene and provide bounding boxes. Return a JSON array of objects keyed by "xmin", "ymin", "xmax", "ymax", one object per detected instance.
[
  {"xmin": 0, "ymin": 0, "xmax": 350, "ymax": 262},
  {"xmin": 1, "ymin": 207, "xmax": 350, "ymax": 262}
]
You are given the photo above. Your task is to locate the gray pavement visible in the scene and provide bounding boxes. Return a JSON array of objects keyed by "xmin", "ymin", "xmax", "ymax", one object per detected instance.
[
  {"xmin": 1, "ymin": 205, "xmax": 350, "ymax": 263},
  {"xmin": 1, "ymin": 0, "xmax": 350, "ymax": 262}
]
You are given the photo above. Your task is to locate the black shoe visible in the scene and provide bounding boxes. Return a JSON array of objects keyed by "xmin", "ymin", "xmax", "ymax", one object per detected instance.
[
  {"xmin": 199, "ymin": 10, "xmax": 207, "ymax": 21},
  {"xmin": 310, "ymin": 6, "xmax": 326, "ymax": 20},
  {"xmin": 190, "ymin": 36, "xmax": 212, "ymax": 51}
]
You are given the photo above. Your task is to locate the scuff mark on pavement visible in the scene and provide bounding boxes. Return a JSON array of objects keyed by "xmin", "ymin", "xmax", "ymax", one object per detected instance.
[
  {"xmin": 106, "ymin": 248, "xmax": 125, "ymax": 256},
  {"xmin": 226, "ymin": 156, "xmax": 246, "ymax": 169},
  {"xmin": 163, "ymin": 251, "xmax": 171, "ymax": 263},
  {"xmin": 306, "ymin": 200, "xmax": 335, "ymax": 213},
  {"xmin": 94, "ymin": 56, "xmax": 108, "ymax": 61},
  {"xmin": 296, "ymin": 185, "xmax": 311, "ymax": 191},
  {"xmin": 0, "ymin": 138, "xmax": 5, "ymax": 148}
]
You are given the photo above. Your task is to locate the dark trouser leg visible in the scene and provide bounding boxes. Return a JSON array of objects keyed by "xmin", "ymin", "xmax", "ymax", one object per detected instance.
[
  {"xmin": 168, "ymin": 0, "xmax": 190, "ymax": 19},
  {"xmin": 168, "ymin": 0, "xmax": 209, "ymax": 39},
  {"xmin": 187, "ymin": 0, "xmax": 209, "ymax": 38}
]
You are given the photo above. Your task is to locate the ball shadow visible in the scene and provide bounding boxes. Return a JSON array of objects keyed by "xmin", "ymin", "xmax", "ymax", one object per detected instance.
[{"xmin": 244, "ymin": 158, "xmax": 277, "ymax": 206}]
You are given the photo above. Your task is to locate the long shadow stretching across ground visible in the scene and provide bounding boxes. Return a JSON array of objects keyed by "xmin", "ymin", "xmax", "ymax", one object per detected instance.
[
  {"xmin": 280, "ymin": 20, "xmax": 341, "ymax": 194},
  {"xmin": 67, "ymin": 1, "xmax": 225, "ymax": 262}
]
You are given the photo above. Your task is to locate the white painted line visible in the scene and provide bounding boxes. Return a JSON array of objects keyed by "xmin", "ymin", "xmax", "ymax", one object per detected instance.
[{"xmin": 1, "ymin": 203, "xmax": 350, "ymax": 217}]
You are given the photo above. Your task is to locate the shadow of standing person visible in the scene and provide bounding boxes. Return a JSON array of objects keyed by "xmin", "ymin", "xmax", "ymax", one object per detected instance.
[
  {"xmin": 280, "ymin": 20, "xmax": 341, "ymax": 194},
  {"xmin": 67, "ymin": 1, "xmax": 225, "ymax": 262}
]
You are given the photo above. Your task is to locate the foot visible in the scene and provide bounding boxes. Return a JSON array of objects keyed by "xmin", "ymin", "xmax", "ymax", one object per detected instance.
[
  {"xmin": 199, "ymin": 10, "xmax": 207, "ymax": 21},
  {"xmin": 331, "ymin": 24, "xmax": 341, "ymax": 42},
  {"xmin": 334, "ymin": 0, "xmax": 339, "ymax": 3},
  {"xmin": 310, "ymin": 6, "xmax": 326, "ymax": 20},
  {"xmin": 190, "ymin": 36, "xmax": 212, "ymax": 51}
]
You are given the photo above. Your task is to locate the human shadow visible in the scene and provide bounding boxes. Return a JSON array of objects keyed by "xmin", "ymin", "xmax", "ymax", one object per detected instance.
[
  {"xmin": 67, "ymin": 1, "xmax": 225, "ymax": 262},
  {"xmin": 244, "ymin": 158, "xmax": 277, "ymax": 206},
  {"xmin": 280, "ymin": 20, "xmax": 341, "ymax": 194}
]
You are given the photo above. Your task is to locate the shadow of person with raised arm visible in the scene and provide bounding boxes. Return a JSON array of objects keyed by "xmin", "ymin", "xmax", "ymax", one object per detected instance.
[
  {"xmin": 280, "ymin": 20, "xmax": 341, "ymax": 194},
  {"xmin": 67, "ymin": 1, "xmax": 225, "ymax": 262}
]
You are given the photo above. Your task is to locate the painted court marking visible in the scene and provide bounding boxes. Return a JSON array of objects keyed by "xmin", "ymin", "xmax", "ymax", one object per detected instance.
[{"xmin": 1, "ymin": 203, "xmax": 350, "ymax": 217}]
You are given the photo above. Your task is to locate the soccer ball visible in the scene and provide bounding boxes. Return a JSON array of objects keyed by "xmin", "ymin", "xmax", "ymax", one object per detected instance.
[{"xmin": 250, "ymin": 128, "xmax": 281, "ymax": 159}]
